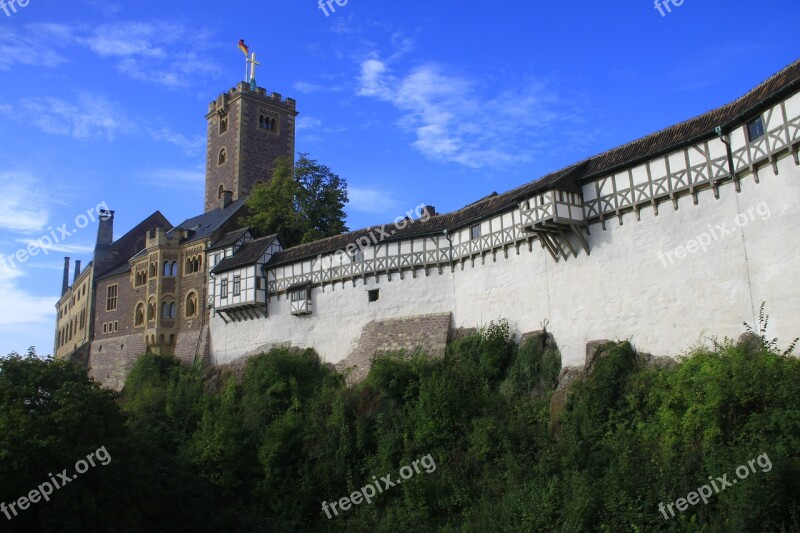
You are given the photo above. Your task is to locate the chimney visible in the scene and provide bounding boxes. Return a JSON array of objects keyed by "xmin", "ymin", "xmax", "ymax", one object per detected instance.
[
  {"xmin": 73, "ymin": 260, "xmax": 81, "ymax": 283},
  {"xmin": 421, "ymin": 205, "xmax": 437, "ymax": 219},
  {"xmin": 62, "ymin": 257, "xmax": 70, "ymax": 295},
  {"xmin": 96, "ymin": 210, "xmax": 115, "ymax": 246},
  {"xmin": 221, "ymin": 190, "xmax": 233, "ymax": 209}
]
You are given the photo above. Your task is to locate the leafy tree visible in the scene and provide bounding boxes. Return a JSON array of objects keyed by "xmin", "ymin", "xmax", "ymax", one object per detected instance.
[{"xmin": 243, "ymin": 154, "xmax": 348, "ymax": 247}]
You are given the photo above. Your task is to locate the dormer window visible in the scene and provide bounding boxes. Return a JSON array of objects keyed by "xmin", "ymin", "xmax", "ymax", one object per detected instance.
[{"xmin": 747, "ymin": 116, "xmax": 765, "ymax": 142}]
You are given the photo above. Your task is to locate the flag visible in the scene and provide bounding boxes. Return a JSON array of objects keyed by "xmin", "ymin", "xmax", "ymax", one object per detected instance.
[{"xmin": 238, "ymin": 39, "xmax": 249, "ymax": 57}]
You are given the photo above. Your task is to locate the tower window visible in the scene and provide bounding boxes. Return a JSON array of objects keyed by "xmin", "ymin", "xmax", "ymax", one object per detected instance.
[
  {"xmin": 218, "ymin": 148, "xmax": 227, "ymax": 166},
  {"xmin": 747, "ymin": 116, "xmax": 765, "ymax": 142},
  {"xmin": 219, "ymin": 116, "xmax": 228, "ymax": 135},
  {"xmin": 259, "ymin": 111, "xmax": 279, "ymax": 133}
]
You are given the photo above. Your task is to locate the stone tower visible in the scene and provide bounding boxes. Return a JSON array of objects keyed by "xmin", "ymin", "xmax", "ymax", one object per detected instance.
[{"xmin": 204, "ymin": 81, "xmax": 298, "ymax": 212}]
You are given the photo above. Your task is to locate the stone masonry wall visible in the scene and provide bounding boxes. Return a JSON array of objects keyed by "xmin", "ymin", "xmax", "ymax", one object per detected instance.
[
  {"xmin": 335, "ymin": 312, "xmax": 452, "ymax": 384},
  {"xmin": 88, "ymin": 333, "xmax": 148, "ymax": 391}
]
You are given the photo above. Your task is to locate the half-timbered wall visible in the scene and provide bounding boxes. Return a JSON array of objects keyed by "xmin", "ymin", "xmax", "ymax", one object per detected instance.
[{"xmin": 210, "ymin": 89, "xmax": 800, "ymax": 368}]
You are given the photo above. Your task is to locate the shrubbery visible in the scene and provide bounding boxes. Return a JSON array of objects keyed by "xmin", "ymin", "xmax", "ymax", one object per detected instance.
[{"xmin": 2, "ymin": 320, "xmax": 799, "ymax": 531}]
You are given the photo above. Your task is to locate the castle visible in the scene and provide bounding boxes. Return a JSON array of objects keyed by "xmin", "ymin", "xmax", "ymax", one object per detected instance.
[{"xmin": 55, "ymin": 59, "xmax": 800, "ymax": 389}]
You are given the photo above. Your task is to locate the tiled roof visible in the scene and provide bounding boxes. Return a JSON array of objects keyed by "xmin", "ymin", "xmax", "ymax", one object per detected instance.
[
  {"xmin": 96, "ymin": 261, "xmax": 131, "ymax": 281},
  {"xmin": 209, "ymin": 227, "xmax": 250, "ymax": 250},
  {"xmin": 211, "ymin": 235, "xmax": 279, "ymax": 274},
  {"xmin": 94, "ymin": 211, "xmax": 172, "ymax": 279},
  {"xmin": 170, "ymin": 199, "xmax": 247, "ymax": 244},
  {"xmin": 267, "ymin": 58, "xmax": 800, "ymax": 268}
]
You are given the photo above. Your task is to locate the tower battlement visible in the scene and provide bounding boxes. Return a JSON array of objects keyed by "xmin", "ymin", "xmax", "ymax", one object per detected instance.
[
  {"xmin": 206, "ymin": 82, "xmax": 296, "ymax": 117},
  {"xmin": 204, "ymin": 81, "xmax": 298, "ymax": 213}
]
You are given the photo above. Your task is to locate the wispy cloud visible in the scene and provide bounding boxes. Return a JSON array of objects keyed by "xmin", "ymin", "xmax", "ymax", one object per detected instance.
[
  {"xmin": 0, "ymin": 21, "xmax": 220, "ymax": 89},
  {"xmin": 357, "ymin": 58, "xmax": 584, "ymax": 169},
  {"xmin": 296, "ymin": 116, "xmax": 323, "ymax": 131},
  {"xmin": 293, "ymin": 81, "xmax": 344, "ymax": 94},
  {"xmin": 14, "ymin": 239, "xmax": 94, "ymax": 255},
  {"xmin": 143, "ymin": 168, "xmax": 205, "ymax": 190},
  {"xmin": 0, "ymin": 173, "xmax": 49, "ymax": 234},
  {"xmin": 348, "ymin": 186, "xmax": 398, "ymax": 214},
  {"xmin": 0, "ymin": 24, "xmax": 73, "ymax": 71},
  {"xmin": 20, "ymin": 93, "xmax": 128, "ymax": 141},
  {"xmin": 0, "ymin": 267, "xmax": 58, "ymax": 328},
  {"xmin": 148, "ymin": 127, "xmax": 205, "ymax": 156}
]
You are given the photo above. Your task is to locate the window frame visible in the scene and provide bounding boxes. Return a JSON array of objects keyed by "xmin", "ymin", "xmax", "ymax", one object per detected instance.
[
  {"xmin": 233, "ymin": 275, "xmax": 241, "ymax": 296},
  {"xmin": 746, "ymin": 116, "xmax": 766, "ymax": 143},
  {"xmin": 106, "ymin": 284, "xmax": 118, "ymax": 312}
]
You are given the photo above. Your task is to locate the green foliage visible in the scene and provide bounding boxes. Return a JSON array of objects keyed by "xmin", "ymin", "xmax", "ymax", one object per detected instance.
[
  {"xmin": 242, "ymin": 153, "xmax": 348, "ymax": 248},
  {"xmin": 4, "ymin": 320, "xmax": 800, "ymax": 531}
]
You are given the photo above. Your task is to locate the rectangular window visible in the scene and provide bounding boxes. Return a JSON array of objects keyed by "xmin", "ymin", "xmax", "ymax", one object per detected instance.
[
  {"xmin": 233, "ymin": 275, "xmax": 241, "ymax": 296},
  {"xmin": 256, "ymin": 277, "xmax": 264, "ymax": 290},
  {"xmin": 106, "ymin": 284, "xmax": 118, "ymax": 311},
  {"xmin": 470, "ymin": 224, "xmax": 481, "ymax": 241},
  {"xmin": 220, "ymin": 279, "xmax": 228, "ymax": 299},
  {"xmin": 368, "ymin": 289, "xmax": 380, "ymax": 303},
  {"xmin": 747, "ymin": 116, "xmax": 765, "ymax": 142},
  {"xmin": 102, "ymin": 323, "xmax": 107, "ymax": 334},
  {"xmin": 114, "ymin": 321, "xmax": 119, "ymax": 332}
]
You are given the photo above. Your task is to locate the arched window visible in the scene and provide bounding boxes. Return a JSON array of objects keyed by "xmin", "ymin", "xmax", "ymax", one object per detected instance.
[
  {"xmin": 134, "ymin": 303, "xmax": 145, "ymax": 326},
  {"xmin": 162, "ymin": 302, "xmax": 169, "ymax": 319},
  {"xmin": 149, "ymin": 262, "xmax": 156, "ymax": 277},
  {"xmin": 169, "ymin": 302, "xmax": 177, "ymax": 319},
  {"xmin": 219, "ymin": 116, "xmax": 228, "ymax": 134},
  {"xmin": 163, "ymin": 261, "xmax": 171, "ymax": 276},
  {"xmin": 218, "ymin": 148, "xmax": 227, "ymax": 166},
  {"xmin": 218, "ymin": 184, "xmax": 224, "ymax": 199},
  {"xmin": 148, "ymin": 299, "xmax": 156, "ymax": 321},
  {"xmin": 170, "ymin": 261, "xmax": 178, "ymax": 276},
  {"xmin": 186, "ymin": 292, "xmax": 198, "ymax": 317}
]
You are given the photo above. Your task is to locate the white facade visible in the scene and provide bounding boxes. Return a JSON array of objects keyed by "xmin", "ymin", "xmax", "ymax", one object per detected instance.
[{"xmin": 210, "ymin": 85, "xmax": 800, "ymax": 368}]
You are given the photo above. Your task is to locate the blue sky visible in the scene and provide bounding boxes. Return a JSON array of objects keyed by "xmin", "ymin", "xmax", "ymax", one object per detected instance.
[{"xmin": 1, "ymin": 0, "xmax": 798, "ymax": 356}]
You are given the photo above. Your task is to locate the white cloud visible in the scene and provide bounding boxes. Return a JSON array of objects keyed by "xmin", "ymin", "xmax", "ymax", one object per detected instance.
[
  {"xmin": 0, "ymin": 173, "xmax": 49, "ymax": 234},
  {"xmin": 293, "ymin": 81, "xmax": 344, "ymax": 94},
  {"xmin": 296, "ymin": 116, "xmax": 323, "ymax": 131},
  {"xmin": 348, "ymin": 186, "xmax": 397, "ymax": 214},
  {"xmin": 143, "ymin": 168, "xmax": 205, "ymax": 190},
  {"xmin": 357, "ymin": 59, "xmax": 583, "ymax": 169},
  {"xmin": 0, "ymin": 21, "xmax": 219, "ymax": 89},
  {"xmin": 0, "ymin": 24, "xmax": 73, "ymax": 71},
  {"xmin": 0, "ymin": 267, "xmax": 58, "ymax": 356},
  {"xmin": 148, "ymin": 127, "xmax": 205, "ymax": 156},
  {"xmin": 20, "ymin": 93, "xmax": 128, "ymax": 141},
  {"xmin": 15, "ymin": 239, "xmax": 94, "ymax": 255}
]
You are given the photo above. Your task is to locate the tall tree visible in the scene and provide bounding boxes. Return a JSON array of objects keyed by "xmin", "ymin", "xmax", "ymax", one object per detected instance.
[{"xmin": 242, "ymin": 154, "xmax": 348, "ymax": 248}]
